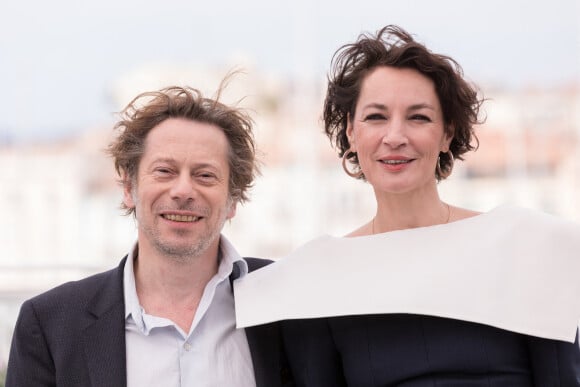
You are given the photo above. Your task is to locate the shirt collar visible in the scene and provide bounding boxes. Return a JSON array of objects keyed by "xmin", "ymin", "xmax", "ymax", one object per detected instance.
[
  {"xmin": 123, "ymin": 242, "xmax": 141, "ymax": 322},
  {"xmin": 218, "ymin": 234, "xmax": 248, "ymax": 281},
  {"xmin": 123, "ymin": 235, "xmax": 248, "ymax": 328}
]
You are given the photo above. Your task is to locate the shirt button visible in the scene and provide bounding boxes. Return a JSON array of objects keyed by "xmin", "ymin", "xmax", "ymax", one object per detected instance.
[{"xmin": 184, "ymin": 343, "xmax": 192, "ymax": 351}]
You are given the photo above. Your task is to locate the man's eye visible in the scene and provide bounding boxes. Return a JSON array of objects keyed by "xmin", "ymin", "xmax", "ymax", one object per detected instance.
[{"xmin": 197, "ymin": 172, "xmax": 217, "ymax": 182}]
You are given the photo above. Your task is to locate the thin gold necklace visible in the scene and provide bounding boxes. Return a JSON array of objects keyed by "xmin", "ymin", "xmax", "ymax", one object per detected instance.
[{"xmin": 371, "ymin": 202, "xmax": 451, "ymax": 234}]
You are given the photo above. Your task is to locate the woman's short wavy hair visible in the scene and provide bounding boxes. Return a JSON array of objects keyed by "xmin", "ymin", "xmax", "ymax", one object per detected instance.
[
  {"xmin": 107, "ymin": 85, "xmax": 258, "ymax": 215},
  {"xmin": 324, "ymin": 25, "xmax": 484, "ymax": 180}
]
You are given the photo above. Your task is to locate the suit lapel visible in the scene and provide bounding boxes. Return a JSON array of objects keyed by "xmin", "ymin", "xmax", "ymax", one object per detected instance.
[
  {"xmin": 83, "ymin": 258, "xmax": 128, "ymax": 387},
  {"xmin": 237, "ymin": 258, "xmax": 292, "ymax": 387}
]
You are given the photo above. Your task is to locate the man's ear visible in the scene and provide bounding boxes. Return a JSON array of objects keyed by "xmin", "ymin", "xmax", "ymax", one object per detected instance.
[
  {"xmin": 122, "ymin": 176, "xmax": 136, "ymax": 210},
  {"xmin": 226, "ymin": 201, "xmax": 237, "ymax": 220}
]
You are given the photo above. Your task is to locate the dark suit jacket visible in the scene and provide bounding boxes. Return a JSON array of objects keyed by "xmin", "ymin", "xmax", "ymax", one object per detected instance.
[{"xmin": 6, "ymin": 257, "xmax": 291, "ymax": 387}]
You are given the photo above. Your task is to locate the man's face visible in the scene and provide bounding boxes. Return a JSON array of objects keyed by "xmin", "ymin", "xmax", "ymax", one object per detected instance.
[{"xmin": 123, "ymin": 117, "xmax": 235, "ymax": 262}]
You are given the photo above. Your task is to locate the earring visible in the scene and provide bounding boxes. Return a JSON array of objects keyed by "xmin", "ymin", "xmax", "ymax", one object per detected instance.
[
  {"xmin": 342, "ymin": 149, "xmax": 364, "ymax": 178},
  {"xmin": 436, "ymin": 151, "xmax": 455, "ymax": 179}
]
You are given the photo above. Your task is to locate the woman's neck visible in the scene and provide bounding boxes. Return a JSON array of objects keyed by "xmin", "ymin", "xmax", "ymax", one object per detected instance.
[{"xmin": 347, "ymin": 187, "xmax": 450, "ymax": 237}]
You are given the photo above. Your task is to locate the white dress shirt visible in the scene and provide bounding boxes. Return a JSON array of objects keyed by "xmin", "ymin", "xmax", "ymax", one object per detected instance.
[{"xmin": 124, "ymin": 235, "xmax": 256, "ymax": 387}]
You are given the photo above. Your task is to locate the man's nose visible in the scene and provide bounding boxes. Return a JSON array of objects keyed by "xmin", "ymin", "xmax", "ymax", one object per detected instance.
[{"xmin": 169, "ymin": 172, "xmax": 196, "ymax": 201}]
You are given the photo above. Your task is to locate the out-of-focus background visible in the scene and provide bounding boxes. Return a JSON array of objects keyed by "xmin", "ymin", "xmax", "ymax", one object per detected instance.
[{"xmin": 1, "ymin": 0, "xmax": 579, "ymax": 376}]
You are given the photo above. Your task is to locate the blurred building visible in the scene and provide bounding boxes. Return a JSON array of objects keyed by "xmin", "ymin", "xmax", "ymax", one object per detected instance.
[
  {"xmin": 447, "ymin": 85, "xmax": 580, "ymax": 217},
  {"xmin": 0, "ymin": 67, "xmax": 578, "ymax": 366}
]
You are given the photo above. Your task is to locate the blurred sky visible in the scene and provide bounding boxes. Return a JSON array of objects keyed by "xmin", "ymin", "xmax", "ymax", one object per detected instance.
[{"xmin": 1, "ymin": 0, "xmax": 578, "ymax": 141}]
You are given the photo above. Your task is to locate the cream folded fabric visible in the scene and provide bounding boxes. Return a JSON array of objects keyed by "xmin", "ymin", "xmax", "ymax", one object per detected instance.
[{"xmin": 234, "ymin": 205, "xmax": 580, "ymax": 342}]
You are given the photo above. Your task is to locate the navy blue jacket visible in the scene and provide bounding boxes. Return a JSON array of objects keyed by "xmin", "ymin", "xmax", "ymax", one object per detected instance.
[{"xmin": 282, "ymin": 313, "xmax": 580, "ymax": 386}]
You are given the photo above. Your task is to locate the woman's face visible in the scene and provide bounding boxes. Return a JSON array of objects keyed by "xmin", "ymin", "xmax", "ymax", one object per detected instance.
[{"xmin": 347, "ymin": 66, "xmax": 452, "ymax": 196}]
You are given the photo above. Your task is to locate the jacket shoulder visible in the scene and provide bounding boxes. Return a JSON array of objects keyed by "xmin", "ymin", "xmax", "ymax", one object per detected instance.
[{"xmin": 24, "ymin": 258, "xmax": 126, "ymax": 315}]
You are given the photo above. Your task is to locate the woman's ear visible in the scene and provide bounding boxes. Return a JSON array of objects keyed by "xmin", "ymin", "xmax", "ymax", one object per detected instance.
[
  {"xmin": 442, "ymin": 125, "xmax": 454, "ymax": 152},
  {"xmin": 346, "ymin": 113, "xmax": 356, "ymax": 151}
]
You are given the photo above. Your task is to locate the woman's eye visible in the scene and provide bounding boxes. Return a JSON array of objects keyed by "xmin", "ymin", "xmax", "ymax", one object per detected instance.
[
  {"xmin": 364, "ymin": 113, "xmax": 386, "ymax": 121},
  {"xmin": 411, "ymin": 114, "xmax": 431, "ymax": 122}
]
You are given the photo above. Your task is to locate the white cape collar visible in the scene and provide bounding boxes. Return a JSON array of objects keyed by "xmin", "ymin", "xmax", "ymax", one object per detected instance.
[{"xmin": 235, "ymin": 205, "xmax": 580, "ymax": 343}]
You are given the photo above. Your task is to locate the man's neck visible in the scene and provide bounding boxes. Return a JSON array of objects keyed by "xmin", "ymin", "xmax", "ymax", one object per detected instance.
[{"xmin": 133, "ymin": 239, "xmax": 221, "ymax": 332}]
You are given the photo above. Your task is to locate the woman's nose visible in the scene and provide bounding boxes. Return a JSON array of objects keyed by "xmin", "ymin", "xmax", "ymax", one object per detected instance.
[{"xmin": 382, "ymin": 118, "xmax": 408, "ymax": 148}]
